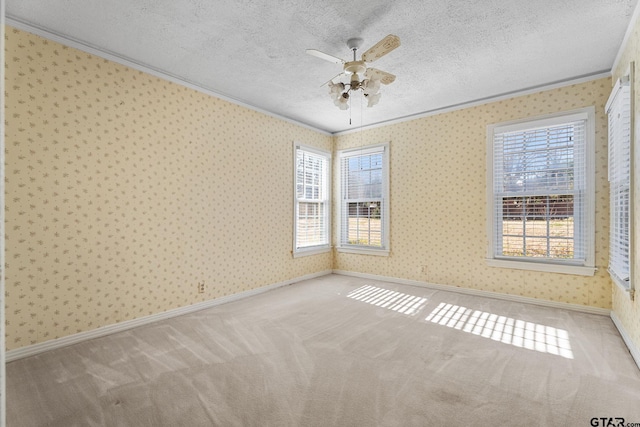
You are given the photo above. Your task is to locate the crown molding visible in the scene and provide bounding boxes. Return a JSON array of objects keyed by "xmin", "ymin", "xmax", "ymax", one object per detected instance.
[
  {"xmin": 333, "ymin": 71, "xmax": 611, "ymax": 136},
  {"xmin": 7, "ymin": 16, "xmax": 615, "ymax": 137},
  {"xmin": 5, "ymin": 16, "xmax": 332, "ymax": 137}
]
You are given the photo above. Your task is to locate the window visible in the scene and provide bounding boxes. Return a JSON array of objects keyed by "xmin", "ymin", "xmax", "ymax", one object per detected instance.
[
  {"xmin": 293, "ymin": 144, "xmax": 330, "ymax": 256},
  {"xmin": 606, "ymin": 76, "xmax": 632, "ymax": 290},
  {"xmin": 338, "ymin": 143, "xmax": 389, "ymax": 255},
  {"xmin": 487, "ymin": 108, "xmax": 595, "ymax": 275}
]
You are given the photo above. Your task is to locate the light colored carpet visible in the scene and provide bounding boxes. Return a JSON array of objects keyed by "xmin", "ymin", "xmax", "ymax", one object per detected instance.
[{"xmin": 7, "ymin": 274, "xmax": 640, "ymax": 426}]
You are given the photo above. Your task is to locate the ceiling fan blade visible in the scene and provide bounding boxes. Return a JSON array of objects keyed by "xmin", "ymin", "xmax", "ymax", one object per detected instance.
[
  {"xmin": 322, "ymin": 73, "xmax": 344, "ymax": 87},
  {"xmin": 361, "ymin": 34, "xmax": 401, "ymax": 63},
  {"xmin": 365, "ymin": 68, "xmax": 396, "ymax": 85},
  {"xmin": 306, "ymin": 49, "xmax": 345, "ymax": 64}
]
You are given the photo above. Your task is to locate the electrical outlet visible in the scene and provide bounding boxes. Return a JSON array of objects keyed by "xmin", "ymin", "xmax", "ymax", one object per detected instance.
[{"xmin": 198, "ymin": 281, "xmax": 205, "ymax": 293}]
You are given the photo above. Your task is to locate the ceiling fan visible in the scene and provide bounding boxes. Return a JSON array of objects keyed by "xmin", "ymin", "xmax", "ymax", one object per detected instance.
[{"xmin": 306, "ymin": 34, "xmax": 401, "ymax": 109}]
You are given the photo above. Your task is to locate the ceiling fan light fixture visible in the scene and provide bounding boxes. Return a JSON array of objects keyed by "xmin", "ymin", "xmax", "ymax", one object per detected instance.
[
  {"xmin": 328, "ymin": 81, "xmax": 345, "ymax": 100},
  {"xmin": 363, "ymin": 78, "xmax": 381, "ymax": 95},
  {"xmin": 334, "ymin": 91, "xmax": 350, "ymax": 109},
  {"xmin": 366, "ymin": 92, "xmax": 381, "ymax": 108}
]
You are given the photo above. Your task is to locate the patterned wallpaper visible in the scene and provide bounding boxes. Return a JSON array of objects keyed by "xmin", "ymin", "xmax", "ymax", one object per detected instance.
[
  {"xmin": 4, "ymin": 23, "xmax": 630, "ymax": 353},
  {"xmin": 334, "ymin": 78, "xmax": 613, "ymax": 309},
  {"xmin": 4, "ymin": 26, "xmax": 333, "ymax": 350},
  {"xmin": 612, "ymin": 12, "xmax": 640, "ymax": 354}
]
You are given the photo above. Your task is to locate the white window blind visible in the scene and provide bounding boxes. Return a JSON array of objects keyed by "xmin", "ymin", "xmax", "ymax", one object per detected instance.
[
  {"xmin": 294, "ymin": 145, "xmax": 330, "ymax": 254},
  {"xmin": 490, "ymin": 110, "xmax": 594, "ymax": 269},
  {"xmin": 606, "ymin": 76, "xmax": 631, "ymax": 288},
  {"xmin": 338, "ymin": 144, "xmax": 389, "ymax": 252}
]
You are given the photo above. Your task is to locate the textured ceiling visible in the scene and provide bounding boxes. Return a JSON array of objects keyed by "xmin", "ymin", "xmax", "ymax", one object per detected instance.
[{"xmin": 6, "ymin": 0, "xmax": 639, "ymax": 133}]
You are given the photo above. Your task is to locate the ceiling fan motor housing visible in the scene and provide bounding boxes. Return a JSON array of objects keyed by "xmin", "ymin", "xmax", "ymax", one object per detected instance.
[{"xmin": 344, "ymin": 60, "xmax": 366, "ymax": 76}]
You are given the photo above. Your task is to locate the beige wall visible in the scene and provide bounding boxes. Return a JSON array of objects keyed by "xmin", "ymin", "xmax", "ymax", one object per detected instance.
[
  {"xmin": 4, "ymin": 23, "xmax": 630, "ymax": 353},
  {"xmin": 334, "ymin": 78, "xmax": 612, "ymax": 309},
  {"xmin": 4, "ymin": 27, "xmax": 333, "ymax": 350},
  {"xmin": 612, "ymin": 11, "xmax": 640, "ymax": 355}
]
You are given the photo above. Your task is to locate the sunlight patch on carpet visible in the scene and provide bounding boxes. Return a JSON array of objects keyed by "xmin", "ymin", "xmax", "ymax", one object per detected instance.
[
  {"xmin": 425, "ymin": 302, "xmax": 574, "ymax": 359},
  {"xmin": 347, "ymin": 285, "xmax": 427, "ymax": 316}
]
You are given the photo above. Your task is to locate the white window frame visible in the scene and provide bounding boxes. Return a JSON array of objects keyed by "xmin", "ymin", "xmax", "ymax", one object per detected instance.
[
  {"xmin": 293, "ymin": 143, "xmax": 331, "ymax": 257},
  {"xmin": 606, "ymin": 68, "xmax": 635, "ymax": 295},
  {"xmin": 486, "ymin": 107, "xmax": 596, "ymax": 276},
  {"xmin": 337, "ymin": 143, "xmax": 390, "ymax": 256}
]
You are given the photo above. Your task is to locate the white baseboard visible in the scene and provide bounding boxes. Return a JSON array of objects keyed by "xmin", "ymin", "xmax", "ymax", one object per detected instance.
[
  {"xmin": 6, "ymin": 270, "xmax": 332, "ymax": 362},
  {"xmin": 610, "ymin": 311, "xmax": 640, "ymax": 371},
  {"xmin": 9, "ymin": 269, "xmax": 622, "ymax": 363},
  {"xmin": 332, "ymin": 269, "xmax": 611, "ymax": 316}
]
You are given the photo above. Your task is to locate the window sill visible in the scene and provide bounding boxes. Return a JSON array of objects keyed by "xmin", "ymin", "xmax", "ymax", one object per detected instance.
[
  {"xmin": 293, "ymin": 246, "xmax": 331, "ymax": 258},
  {"xmin": 485, "ymin": 258, "xmax": 596, "ymax": 276},
  {"xmin": 337, "ymin": 246, "xmax": 390, "ymax": 257},
  {"xmin": 609, "ymin": 270, "xmax": 632, "ymax": 295}
]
